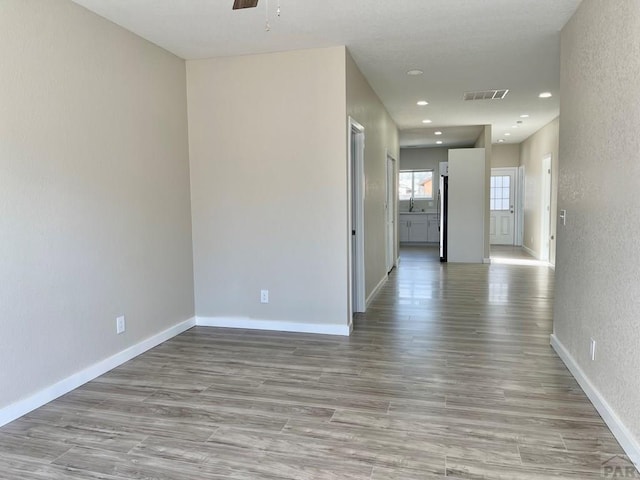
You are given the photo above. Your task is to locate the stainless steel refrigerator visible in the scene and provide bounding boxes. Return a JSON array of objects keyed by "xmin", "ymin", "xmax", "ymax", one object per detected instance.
[{"xmin": 438, "ymin": 169, "xmax": 448, "ymax": 262}]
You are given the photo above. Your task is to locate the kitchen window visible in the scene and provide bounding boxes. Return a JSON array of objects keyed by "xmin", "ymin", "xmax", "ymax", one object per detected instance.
[{"xmin": 399, "ymin": 170, "xmax": 434, "ymax": 200}]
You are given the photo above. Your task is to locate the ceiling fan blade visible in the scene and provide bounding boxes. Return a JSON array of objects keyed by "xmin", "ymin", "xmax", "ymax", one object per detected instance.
[{"xmin": 233, "ymin": 0, "xmax": 259, "ymax": 9}]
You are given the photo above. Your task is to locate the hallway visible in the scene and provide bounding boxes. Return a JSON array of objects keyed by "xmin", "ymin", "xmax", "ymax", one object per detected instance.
[
  {"xmin": 0, "ymin": 247, "xmax": 629, "ymax": 479},
  {"xmin": 355, "ymin": 246, "xmax": 627, "ymax": 477}
]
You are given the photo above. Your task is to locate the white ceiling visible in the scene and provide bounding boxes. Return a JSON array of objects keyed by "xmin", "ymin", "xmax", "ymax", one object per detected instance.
[{"xmin": 71, "ymin": 0, "xmax": 581, "ymax": 148}]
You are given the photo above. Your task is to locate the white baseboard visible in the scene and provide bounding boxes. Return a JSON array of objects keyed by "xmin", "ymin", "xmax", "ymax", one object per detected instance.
[
  {"xmin": 483, "ymin": 257, "xmax": 492, "ymax": 264},
  {"xmin": 196, "ymin": 317, "xmax": 351, "ymax": 336},
  {"xmin": 0, "ymin": 317, "xmax": 196, "ymax": 428},
  {"xmin": 551, "ymin": 334, "xmax": 640, "ymax": 468},
  {"xmin": 523, "ymin": 244, "xmax": 537, "ymax": 259},
  {"xmin": 366, "ymin": 275, "xmax": 388, "ymax": 308},
  {"xmin": 0, "ymin": 314, "xmax": 352, "ymax": 428}
]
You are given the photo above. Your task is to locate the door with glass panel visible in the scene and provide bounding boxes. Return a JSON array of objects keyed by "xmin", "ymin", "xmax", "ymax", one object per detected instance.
[{"xmin": 490, "ymin": 168, "xmax": 516, "ymax": 245}]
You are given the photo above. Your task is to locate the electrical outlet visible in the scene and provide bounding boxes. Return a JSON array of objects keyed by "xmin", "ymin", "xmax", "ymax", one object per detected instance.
[
  {"xmin": 590, "ymin": 338, "xmax": 596, "ymax": 361},
  {"xmin": 116, "ymin": 315, "xmax": 126, "ymax": 334},
  {"xmin": 260, "ymin": 289, "xmax": 269, "ymax": 304}
]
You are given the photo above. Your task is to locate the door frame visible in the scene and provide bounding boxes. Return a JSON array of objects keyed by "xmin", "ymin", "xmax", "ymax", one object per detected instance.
[
  {"xmin": 348, "ymin": 117, "xmax": 365, "ymax": 317},
  {"xmin": 516, "ymin": 165, "xmax": 525, "ymax": 246},
  {"xmin": 385, "ymin": 152, "xmax": 397, "ymax": 274}
]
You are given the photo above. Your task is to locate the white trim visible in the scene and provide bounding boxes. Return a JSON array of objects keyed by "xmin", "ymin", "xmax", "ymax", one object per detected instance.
[
  {"xmin": 366, "ymin": 275, "xmax": 388, "ymax": 308},
  {"xmin": 0, "ymin": 317, "xmax": 196, "ymax": 428},
  {"xmin": 385, "ymin": 152, "xmax": 397, "ymax": 274},
  {"xmin": 348, "ymin": 117, "xmax": 366, "ymax": 315},
  {"xmin": 516, "ymin": 165, "xmax": 525, "ymax": 246},
  {"xmin": 196, "ymin": 317, "xmax": 351, "ymax": 336},
  {"xmin": 483, "ymin": 257, "xmax": 492, "ymax": 264},
  {"xmin": 540, "ymin": 154, "xmax": 552, "ymax": 263},
  {"xmin": 550, "ymin": 334, "xmax": 640, "ymax": 468}
]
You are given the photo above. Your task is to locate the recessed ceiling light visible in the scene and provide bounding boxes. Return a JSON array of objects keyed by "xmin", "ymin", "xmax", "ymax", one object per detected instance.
[
  {"xmin": 422, "ymin": 119, "xmax": 432, "ymax": 124},
  {"xmin": 520, "ymin": 114, "xmax": 529, "ymax": 118},
  {"xmin": 539, "ymin": 92, "xmax": 552, "ymax": 98},
  {"xmin": 436, "ymin": 140, "xmax": 443, "ymax": 145},
  {"xmin": 417, "ymin": 100, "xmax": 429, "ymax": 106},
  {"xmin": 512, "ymin": 125, "xmax": 519, "ymax": 128},
  {"xmin": 498, "ymin": 139, "xmax": 505, "ymax": 143},
  {"xmin": 407, "ymin": 69, "xmax": 424, "ymax": 76},
  {"xmin": 504, "ymin": 133, "xmax": 511, "ymax": 136},
  {"xmin": 434, "ymin": 131, "xmax": 442, "ymax": 135}
]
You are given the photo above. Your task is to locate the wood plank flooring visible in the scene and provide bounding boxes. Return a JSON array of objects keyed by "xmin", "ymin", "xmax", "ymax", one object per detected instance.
[{"xmin": 0, "ymin": 246, "xmax": 633, "ymax": 479}]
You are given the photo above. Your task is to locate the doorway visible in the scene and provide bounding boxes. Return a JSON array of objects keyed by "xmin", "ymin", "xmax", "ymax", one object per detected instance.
[
  {"xmin": 490, "ymin": 167, "xmax": 517, "ymax": 245},
  {"xmin": 385, "ymin": 154, "xmax": 396, "ymax": 274},
  {"xmin": 348, "ymin": 118, "xmax": 365, "ymax": 317},
  {"xmin": 541, "ymin": 154, "xmax": 552, "ymax": 263}
]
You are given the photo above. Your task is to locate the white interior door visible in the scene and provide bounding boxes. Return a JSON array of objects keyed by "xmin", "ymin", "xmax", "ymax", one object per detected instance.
[
  {"xmin": 385, "ymin": 155, "xmax": 396, "ymax": 273},
  {"xmin": 490, "ymin": 168, "xmax": 516, "ymax": 245},
  {"xmin": 541, "ymin": 155, "xmax": 552, "ymax": 262}
]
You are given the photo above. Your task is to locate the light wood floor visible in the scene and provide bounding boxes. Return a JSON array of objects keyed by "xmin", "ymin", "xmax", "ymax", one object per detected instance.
[{"xmin": 0, "ymin": 246, "xmax": 631, "ymax": 479}]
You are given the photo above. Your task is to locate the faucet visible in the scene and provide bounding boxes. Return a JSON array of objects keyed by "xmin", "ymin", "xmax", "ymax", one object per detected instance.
[{"xmin": 409, "ymin": 197, "xmax": 414, "ymax": 212}]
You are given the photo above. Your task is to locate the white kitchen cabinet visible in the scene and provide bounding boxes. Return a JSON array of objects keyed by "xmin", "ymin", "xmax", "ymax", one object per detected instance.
[
  {"xmin": 426, "ymin": 214, "xmax": 439, "ymax": 243},
  {"xmin": 409, "ymin": 216, "xmax": 428, "ymax": 242},
  {"xmin": 399, "ymin": 214, "xmax": 429, "ymax": 243},
  {"xmin": 399, "ymin": 216, "xmax": 410, "ymax": 242}
]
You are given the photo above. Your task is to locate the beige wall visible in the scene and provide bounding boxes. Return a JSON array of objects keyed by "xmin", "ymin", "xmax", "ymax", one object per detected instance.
[
  {"xmin": 475, "ymin": 126, "xmax": 492, "ymax": 260},
  {"xmin": 448, "ymin": 148, "xmax": 486, "ymax": 263},
  {"xmin": 400, "ymin": 148, "xmax": 448, "ymax": 171},
  {"xmin": 555, "ymin": 0, "xmax": 640, "ymax": 450},
  {"xmin": 0, "ymin": 1, "xmax": 194, "ymax": 409},
  {"xmin": 491, "ymin": 144, "xmax": 520, "ymax": 168},
  {"xmin": 187, "ymin": 47, "xmax": 349, "ymax": 327},
  {"xmin": 520, "ymin": 118, "xmax": 559, "ymax": 264},
  {"xmin": 346, "ymin": 51, "xmax": 399, "ymax": 299}
]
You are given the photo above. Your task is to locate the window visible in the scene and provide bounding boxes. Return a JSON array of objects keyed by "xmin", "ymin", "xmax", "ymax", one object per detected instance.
[
  {"xmin": 490, "ymin": 175, "xmax": 511, "ymax": 211},
  {"xmin": 399, "ymin": 170, "xmax": 433, "ymax": 200}
]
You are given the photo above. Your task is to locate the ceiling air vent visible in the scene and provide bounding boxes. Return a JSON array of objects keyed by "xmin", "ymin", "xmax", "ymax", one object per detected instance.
[
  {"xmin": 463, "ymin": 89, "xmax": 509, "ymax": 101},
  {"xmin": 233, "ymin": 0, "xmax": 258, "ymax": 9}
]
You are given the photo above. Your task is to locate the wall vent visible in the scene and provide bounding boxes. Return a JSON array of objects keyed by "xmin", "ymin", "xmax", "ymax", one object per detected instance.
[{"xmin": 463, "ymin": 89, "xmax": 509, "ymax": 101}]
